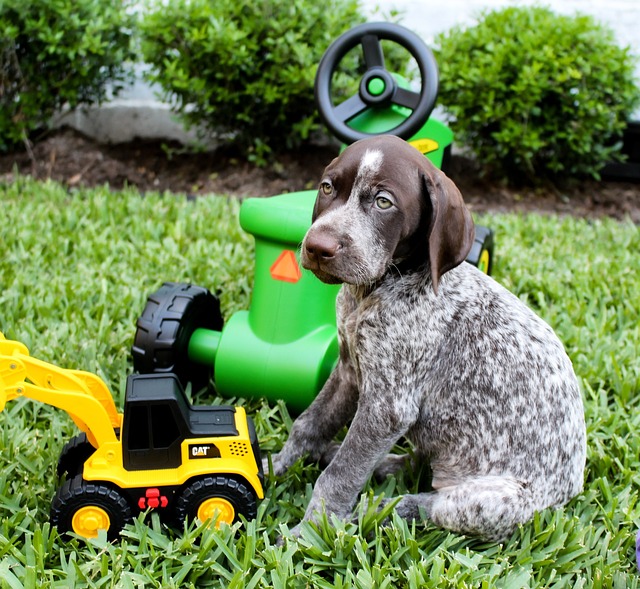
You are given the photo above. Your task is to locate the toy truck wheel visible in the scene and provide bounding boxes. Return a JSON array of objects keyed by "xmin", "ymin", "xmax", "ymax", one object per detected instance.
[
  {"xmin": 132, "ymin": 282, "xmax": 223, "ymax": 392},
  {"xmin": 57, "ymin": 433, "xmax": 96, "ymax": 479},
  {"xmin": 175, "ymin": 475, "xmax": 257, "ymax": 528},
  {"xmin": 466, "ymin": 226, "xmax": 495, "ymax": 275},
  {"xmin": 51, "ymin": 475, "xmax": 132, "ymax": 541}
]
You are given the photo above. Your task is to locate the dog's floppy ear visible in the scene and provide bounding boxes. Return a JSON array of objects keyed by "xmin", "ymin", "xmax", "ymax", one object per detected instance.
[{"xmin": 421, "ymin": 168, "xmax": 475, "ymax": 294}]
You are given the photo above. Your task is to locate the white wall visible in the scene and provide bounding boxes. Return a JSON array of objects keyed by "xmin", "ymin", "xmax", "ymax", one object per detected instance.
[
  {"xmin": 376, "ymin": 0, "xmax": 640, "ymax": 112},
  {"xmin": 367, "ymin": 0, "xmax": 639, "ymax": 54}
]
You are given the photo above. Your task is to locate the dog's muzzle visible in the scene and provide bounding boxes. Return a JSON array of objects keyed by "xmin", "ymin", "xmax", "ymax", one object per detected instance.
[{"xmin": 301, "ymin": 232, "xmax": 345, "ymax": 284}]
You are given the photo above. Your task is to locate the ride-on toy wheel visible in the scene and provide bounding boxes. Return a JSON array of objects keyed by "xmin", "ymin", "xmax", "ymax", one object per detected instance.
[
  {"xmin": 466, "ymin": 226, "xmax": 495, "ymax": 275},
  {"xmin": 132, "ymin": 282, "xmax": 223, "ymax": 393},
  {"xmin": 51, "ymin": 475, "xmax": 132, "ymax": 540},
  {"xmin": 174, "ymin": 475, "xmax": 257, "ymax": 528},
  {"xmin": 314, "ymin": 22, "xmax": 439, "ymax": 144}
]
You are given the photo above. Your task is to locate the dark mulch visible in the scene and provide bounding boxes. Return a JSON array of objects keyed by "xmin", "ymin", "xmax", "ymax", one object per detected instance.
[{"xmin": 1, "ymin": 127, "xmax": 638, "ymax": 222}]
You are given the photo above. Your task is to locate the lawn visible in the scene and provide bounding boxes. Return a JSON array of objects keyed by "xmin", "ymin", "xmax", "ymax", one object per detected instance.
[{"xmin": 0, "ymin": 177, "xmax": 639, "ymax": 587}]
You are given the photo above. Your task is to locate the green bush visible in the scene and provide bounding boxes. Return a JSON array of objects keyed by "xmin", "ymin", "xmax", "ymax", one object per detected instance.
[
  {"xmin": 434, "ymin": 6, "xmax": 640, "ymax": 184},
  {"xmin": 0, "ymin": 0, "xmax": 135, "ymax": 152},
  {"xmin": 139, "ymin": 0, "xmax": 365, "ymax": 162}
]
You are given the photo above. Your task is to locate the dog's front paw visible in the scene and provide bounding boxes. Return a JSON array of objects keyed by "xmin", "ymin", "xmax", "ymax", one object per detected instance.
[
  {"xmin": 262, "ymin": 452, "xmax": 292, "ymax": 477},
  {"xmin": 261, "ymin": 455, "xmax": 272, "ymax": 476},
  {"xmin": 274, "ymin": 520, "xmax": 307, "ymax": 546},
  {"xmin": 283, "ymin": 522, "xmax": 304, "ymax": 544}
]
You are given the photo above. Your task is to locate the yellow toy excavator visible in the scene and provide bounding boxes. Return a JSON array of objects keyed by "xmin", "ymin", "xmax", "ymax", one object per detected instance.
[{"xmin": 0, "ymin": 333, "xmax": 263, "ymax": 540}]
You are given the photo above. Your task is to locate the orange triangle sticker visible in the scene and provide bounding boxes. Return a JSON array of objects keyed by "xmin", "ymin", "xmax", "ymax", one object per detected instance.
[{"xmin": 270, "ymin": 250, "xmax": 302, "ymax": 283}]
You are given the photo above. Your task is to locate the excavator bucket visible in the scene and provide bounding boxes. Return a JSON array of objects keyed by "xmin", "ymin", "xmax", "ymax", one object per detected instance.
[
  {"xmin": 0, "ymin": 334, "xmax": 31, "ymax": 411},
  {"xmin": 0, "ymin": 356, "xmax": 27, "ymax": 412},
  {"xmin": 0, "ymin": 334, "xmax": 28, "ymax": 411},
  {"xmin": 0, "ymin": 333, "xmax": 120, "ymax": 446},
  {"xmin": 0, "ymin": 333, "xmax": 29, "ymax": 356},
  {"xmin": 0, "ymin": 372, "xmax": 6, "ymax": 412}
]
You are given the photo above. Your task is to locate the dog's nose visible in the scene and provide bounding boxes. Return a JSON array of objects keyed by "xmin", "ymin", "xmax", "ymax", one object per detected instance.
[{"xmin": 305, "ymin": 234, "xmax": 341, "ymax": 260}]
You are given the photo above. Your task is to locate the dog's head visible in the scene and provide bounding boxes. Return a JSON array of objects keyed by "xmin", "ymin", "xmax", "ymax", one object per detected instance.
[{"xmin": 301, "ymin": 135, "xmax": 474, "ymax": 292}]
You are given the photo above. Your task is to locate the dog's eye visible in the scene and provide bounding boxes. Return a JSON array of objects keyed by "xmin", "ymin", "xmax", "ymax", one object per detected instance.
[
  {"xmin": 320, "ymin": 182, "xmax": 333, "ymax": 196},
  {"xmin": 375, "ymin": 196, "xmax": 393, "ymax": 210}
]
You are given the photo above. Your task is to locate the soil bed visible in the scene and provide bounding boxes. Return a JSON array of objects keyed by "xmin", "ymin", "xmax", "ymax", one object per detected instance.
[{"xmin": 1, "ymin": 128, "xmax": 638, "ymax": 222}]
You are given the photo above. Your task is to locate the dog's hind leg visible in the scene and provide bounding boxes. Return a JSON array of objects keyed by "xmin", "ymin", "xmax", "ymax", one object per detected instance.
[{"xmin": 391, "ymin": 475, "xmax": 535, "ymax": 541}]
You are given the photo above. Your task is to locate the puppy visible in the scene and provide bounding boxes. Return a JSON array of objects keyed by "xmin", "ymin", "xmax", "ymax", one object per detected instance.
[{"xmin": 268, "ymin": 135, "xmax": 586, "ymax": 541}]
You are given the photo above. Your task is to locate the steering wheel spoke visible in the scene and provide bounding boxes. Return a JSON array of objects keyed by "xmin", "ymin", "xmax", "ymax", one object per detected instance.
[
  {"xmin": 361, "ymin": 34, "xmax": 385, "ymax": 69},
  {"xmin": 335, "ymin": 94, "xmax": 369, "ymax": 123},
  {"xmin": 392, "ymin": 86, "xmax": 421, "ymax": 111}
]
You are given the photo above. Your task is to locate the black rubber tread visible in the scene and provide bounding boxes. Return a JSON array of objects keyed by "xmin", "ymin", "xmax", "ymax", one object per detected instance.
[
  {"xmin": 174, "ymin": 475, "xmax": 257, "ymax": 528},
  {"xmin": 50, "ymin": 474, "xmax": 133, "ymax": 541},
  {"xmin": 56, "ymin": 433, "xmax": 96, "ymax": 479},
  {"xmin": 465, "ymin": 225, "xmax": 495, "ymax": 275},
  {"xmin": 132, "ymin": 282, "xmax": 223, "ymax": 391}
]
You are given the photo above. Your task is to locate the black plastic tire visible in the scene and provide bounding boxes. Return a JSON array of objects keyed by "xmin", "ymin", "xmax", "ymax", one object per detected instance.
[
  {"xmin": 466, "ymin": 225, "xmax": 495, "ymax": 275},
  {"xmin": 51, "ymin": 475, "xmax": 132, "ymax": 541},
  {"xmin": 57, "ymin": 433, "xmax": 96, "ymax": 479},
  {"xmin": 174, "ymin": 475, "xmax": 257, "ymax": 529},
  {"xmin": 132, "ymin": 282, "xmax": 223, "ymax": 392}
]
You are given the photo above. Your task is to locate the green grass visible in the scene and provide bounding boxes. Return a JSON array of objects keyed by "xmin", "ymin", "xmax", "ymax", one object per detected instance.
[{"xmin": 0, "ymin": 177, "xmax": 639, "ymax": 587}]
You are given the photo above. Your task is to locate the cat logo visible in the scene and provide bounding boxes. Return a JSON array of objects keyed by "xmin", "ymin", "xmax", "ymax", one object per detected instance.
[{"xmin": 189, "ymin": 444, "xmax": 220, "ymax": 459}]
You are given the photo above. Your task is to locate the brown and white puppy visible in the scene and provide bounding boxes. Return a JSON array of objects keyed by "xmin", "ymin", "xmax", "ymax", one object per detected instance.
[{"xmin": 267, "ymin": 135, "xmax": 586, "ymax": 541}]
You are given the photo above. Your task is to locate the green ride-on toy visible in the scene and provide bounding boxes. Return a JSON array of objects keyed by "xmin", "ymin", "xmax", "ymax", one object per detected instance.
[{"xmin": 132, "ymin": 23, "xmax": 495, "ymax": 414}]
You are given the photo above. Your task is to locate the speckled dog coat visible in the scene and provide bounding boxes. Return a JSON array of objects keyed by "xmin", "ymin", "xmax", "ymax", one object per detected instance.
[{"xmin": 268, "ymin": 135, "xmax": 586, "ymax": 541}]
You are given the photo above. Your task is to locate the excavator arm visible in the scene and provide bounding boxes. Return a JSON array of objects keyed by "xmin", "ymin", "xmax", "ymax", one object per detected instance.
[{"xmin": 0, "ymin": 334, "xmax": 122, "ymax": 448}]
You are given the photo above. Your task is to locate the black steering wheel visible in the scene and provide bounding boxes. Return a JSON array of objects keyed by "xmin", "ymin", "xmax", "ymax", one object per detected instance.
[{"xmin": 314, "ymin": 22, "xmax": 439, "ymax": 145}]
